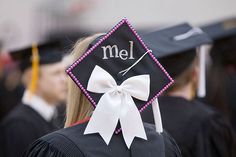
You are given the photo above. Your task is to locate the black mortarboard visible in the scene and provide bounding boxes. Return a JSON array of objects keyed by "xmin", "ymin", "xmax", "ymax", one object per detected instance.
[
  {"xmin": 142, "ymin": 23, "xmax": 212, "ymax": 97},
  {"xmin": 66, "ymin": 19, "xmax": 173, "ymax": 148},
  {"xmin": 142, "ymin": 23, "xmax": 212, "ymax": 77},
  {"xmin": 9, "ymin": 40, "xmax": 65, "ymax": 72},
  {"xmin": 201, "ymin": 17, "xmax": 236, "ymax": 66},
  {"xmin": 201, "ymin": 17, "xmax": 236, "ymax": 41}
]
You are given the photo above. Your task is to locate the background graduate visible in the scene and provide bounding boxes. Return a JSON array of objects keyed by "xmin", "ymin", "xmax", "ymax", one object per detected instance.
[
  {"xmin": 0, "ymin": 41, "xmax": 68, "ymax": 157},
  {"xmin": 141, "ymin": 23, "xmax": 236, "ymax": 157},
  {"xmin": 201, "ymin": 17, "xmax": 236, "ymax": 132}
]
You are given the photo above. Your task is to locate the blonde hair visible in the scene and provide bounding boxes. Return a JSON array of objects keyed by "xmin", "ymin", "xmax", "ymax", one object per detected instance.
[
  {"xmin": 64, "ymin": 34, "xmax": 102, "ymax": 127},
  {"xmin": 165, "ymin": 54, "xmax": 199, "ymax": 94}
]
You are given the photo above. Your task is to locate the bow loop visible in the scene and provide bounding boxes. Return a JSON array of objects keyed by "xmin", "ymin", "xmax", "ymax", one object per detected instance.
[
  {"xmin": 87, "ymin": 66, "xmax": 117, "ymax": 93},
  {"xmin": 121, "ymin": 75, "xmax": 150, "ymax": 101}
]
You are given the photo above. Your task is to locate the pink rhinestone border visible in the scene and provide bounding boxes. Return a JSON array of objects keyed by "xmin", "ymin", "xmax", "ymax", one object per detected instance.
[{"xmin": 66, "ymin": 18, "xmax": 174, "ymax": 133}]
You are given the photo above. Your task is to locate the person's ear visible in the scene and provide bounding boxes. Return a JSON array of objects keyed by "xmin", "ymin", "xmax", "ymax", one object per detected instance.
[
  {"xmin": 21, "ymin": 68, "xmax": 32, "ymax": 88},
  {"xmin": 192, "ymin": 64, "xmax": 199, "ymax": 86}
]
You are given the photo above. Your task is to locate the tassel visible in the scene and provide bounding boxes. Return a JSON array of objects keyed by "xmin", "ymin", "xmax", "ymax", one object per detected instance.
[
  {"xmin": 29, "ymin": 42, "xmax": 39, "ymax": 98},
  {"xmin": 197, "ymin": 45, "xmax": 207, "ymax": 98}
]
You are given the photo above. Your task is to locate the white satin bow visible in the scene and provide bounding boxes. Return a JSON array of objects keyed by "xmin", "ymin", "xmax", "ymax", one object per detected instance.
[{"xmin": 84, "ymin": 65, "xmax": 150, "ymax": 148}]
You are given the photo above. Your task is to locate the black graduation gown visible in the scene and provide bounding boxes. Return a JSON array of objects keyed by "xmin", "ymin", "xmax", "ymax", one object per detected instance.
[
  {"xmin": 23, "ymin": 121, "xmax": 181, "ymax": 157},
  {"xmin": 0, "ymin": 103, "xmax": 57, "ymax": 157},
  {"xmin": 0, "ymin": 78, "xmax": 24, "ymax": 121},
  {"xmin": 227, "ymin": 73, "xmax": 236, "ymax": 131},
  {"xmin": 142, "ymin": 96, "xmax": 236, "ymax": 157},
  {"xmin": 204, "ymin": 71, "xmax": 236, "ymax": 132},
  {"xmin": 51, "ymin": 104, "xmax": 66, "ymax": 129}
]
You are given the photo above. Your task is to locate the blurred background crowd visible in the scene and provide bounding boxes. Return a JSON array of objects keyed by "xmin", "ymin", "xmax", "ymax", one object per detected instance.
[{"xmin": 0, "ymin": 0, "xmax": 236, "ymax": 157}]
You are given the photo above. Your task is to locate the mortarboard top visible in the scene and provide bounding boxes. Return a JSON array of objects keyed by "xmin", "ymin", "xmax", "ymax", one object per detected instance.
[
  {"xmin": 66, "ymin": 18, "xmax": 173, "ymax": 148},
  {"xmin": 142, "ymin": 23, "xmax": 212, "ymax": 78},
  {"xmin": 201, "ymin": 17, "xmax": 236, "ymax": 65},
  {"xmin": 67, "ymin": 18, "xmax": 173, "ymax": 113},
  {"xmin": 201, "ymin": 17, "xmax": 236, "ymax": 41},
  {"xmin": 9, "ymin": 40, "xmax": 65, "ymax": 72}
]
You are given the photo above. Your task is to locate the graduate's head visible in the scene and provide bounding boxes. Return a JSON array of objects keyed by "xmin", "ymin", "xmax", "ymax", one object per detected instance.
[
  {"xmin": 36, "ymin": 61, "xmax": 67, "ymax": 104},
  {"xmin": 10, "ymin": 41, "xmax": 68, "ymax": 105},
  {"xmin": 65, "ymin": 19, "xmax": 174, "ymax": 148},
  {"xmin": 201, "ymin": 17, "xmax": 236, "ymax": 69},
  {"xmin": 142, "ymin": 23, "xmax": 212, "ymax": 98},
  {"xmin": 210, "ymin": 36, "xmax": 236, "ymax": 69},
  {"xmin": 159, "ymin": 50, "xmax": 199, "ymax": 94}
]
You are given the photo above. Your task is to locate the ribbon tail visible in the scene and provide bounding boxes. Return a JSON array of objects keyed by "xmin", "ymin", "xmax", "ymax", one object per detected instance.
[
  {"xmin": 84, "ymin": 92, "xmax": 121, "ymax": 145},
  {"xmin": 120, "ymin": 93, "xmax": 147, "ymax": 148},
  {"xmin": 152, "ymin": 98, "xmax": 163, "ymax": 133}
]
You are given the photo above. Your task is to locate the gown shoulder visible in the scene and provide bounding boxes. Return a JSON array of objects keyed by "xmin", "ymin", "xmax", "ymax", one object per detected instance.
[{"xmin": 23, "ymin": 122, "xmax": 181, "ymax": 157}]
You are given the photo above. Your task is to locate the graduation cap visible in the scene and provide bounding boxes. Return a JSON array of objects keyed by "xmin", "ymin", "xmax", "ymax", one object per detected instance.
[
  {"xmin": 9, "ymin": 40, "xmax": 65, "ymax": 96},
  {"xmin": 201, "ymin": 17, "xmax": 236, "ymax": 41},
  {"xmin": 66, "ymin": 18, "xmax": 173, "ymax": 148},
  {"xmin": 142, "ymin": 23, "xmax": 212, "ymax": 97},
  {"xmin": 201, "ymin": 17, "xmax": 236, "ymax": 66},
  {"xmin": 10, "ymin": 40, "xmax": 65, "ymax": 72}
]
